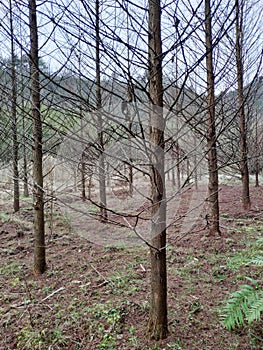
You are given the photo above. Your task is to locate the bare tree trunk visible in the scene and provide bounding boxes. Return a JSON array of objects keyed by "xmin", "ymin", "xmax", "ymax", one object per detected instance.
[
  {"xmin": 146, "ymin": 0, "xmax": 168, "ymax": 340},
  {"xmin": 9, "ymin": 0, "xmax": 20, "ymax": 212},
  {"xmin": 193, "ymin": 137, "xmax": 198, "ymax": 189},
  {"xmin": 29, "ymin": 0, "xmax": 46, "ymax": 274},
  {"xmin": 127, "ymin": 87, "xmax": 133, "ymax": 196},
  {"xmin": 128, "ymin": 122, "xmax": 133, "ymax": 196},
  {"xmin": 22, "ymin": 109, "xmax": 29, "ymax": 198},
  {"xmin": 20, "ymin": 47, "xmax": 29, "ymax": 198},
  {"xmin": 255, "ymin": 157, "xmax": 259, "ymax": 187},
  {"xmin": 96, "ymin": 0, "xmax": 107, "ymax": 221},
  {"xmin": 175, "ymin": 51, "xmax": 181, "ymax": 190},
  {"xmin": 126, "ymin": 3, "xmax": 133, "ymax": 196},
  {"xmin": 235, "ymin": 0, "xmax": 251, "ymax": 209},
  {"xmin": 205, "ymin": 0, "xmax": 220, "ymax": 234},
  {"xmin": 176, "ymin": 145, "xmax": 181, "ymax": 188},
  {"xmin": 172, "ymin": 157, "xmax": 176, "ymax": 187},
  {"xmin": 77, "ymin": 17, "xmax": 86, "ymax": 203},
  {"xmin": 255, "ymin": 111, "xmax": 259, "ymax": 187},
  {"xmin": 81, "ymin": 150, "xmax": 86, "ymax": 201},
  {"xmin": 186, "ymin": 158, "xmax": 190, "ymax": 181}
]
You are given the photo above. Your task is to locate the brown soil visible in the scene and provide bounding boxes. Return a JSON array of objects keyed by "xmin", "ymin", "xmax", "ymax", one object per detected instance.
[{"xmin": 1, "ymin": 184, "xmax": 263, "ymax": 349}]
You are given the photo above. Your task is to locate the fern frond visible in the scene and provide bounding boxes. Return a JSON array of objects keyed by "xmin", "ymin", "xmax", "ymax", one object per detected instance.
[
  {"xmin": 244, "ymin": 276, "xmax": 258, "ymax": 285},
  {"xmin": 249, "ymin": 255, "xmax": 263, "ymax": 266},
  {"xmin": 255, "ymin": 238, "xmax": 263, "ymax": 245},
  {"xmin": 221, "ymin": 284, "xmax": 258, "ymax": 330},
  {"xmin": 247, "ymin": 292, "xmax": 263, "ymax": 324}
]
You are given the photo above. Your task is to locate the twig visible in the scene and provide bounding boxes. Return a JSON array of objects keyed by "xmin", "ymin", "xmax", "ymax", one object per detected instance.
[
  {"xmin": 140, "ymin": 264, "xmax": 146, "ymax": 272},
  {"xmin": 40, "ymin": 287, "xmax": 65, "ymax": 302},
  {"xmin": 3, "ymin": 287, "xmax": 65, "ymax": 314},
  {"xmin": 122, "ymin": 216, "xmax": 160, "ymax": 252},
  {"xmin": 90, "ymin": 264, "xmax": 113, "ymax": 286}
]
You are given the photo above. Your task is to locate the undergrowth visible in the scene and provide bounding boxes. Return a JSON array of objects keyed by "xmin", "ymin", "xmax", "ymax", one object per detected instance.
[{"xmin": 221, "ymin": 238, "xmax": 263, "ymax": 330}]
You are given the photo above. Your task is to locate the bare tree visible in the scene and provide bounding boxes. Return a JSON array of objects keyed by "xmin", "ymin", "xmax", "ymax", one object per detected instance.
[
  {"xmin": 29, "ymin": 0, "xmax": 46, "ymax": 274},
  {"xmin": 146, "ymin": 0, "xmax": 168, "ymax": 340},
  {"xmin": 205, "ymin": 0, "xmax": 220, "ymax": 234},
  {"xmin": 96, "ymin": 0, "xmax": 107, "ymax": 221},
  {"xmin": 254, "ymin": 110, "xmax": 259, "ymax": 187},
  {"xmin": 235, "ymin": 0, "xmax": 251, "ymax": 210},
  {"xmin": 9, "ymin": 0, "xmax": 20, "ymax": 212},
  {"xmin": 20, "ymin": 61, "xmax": 30, "ymax": 198}
]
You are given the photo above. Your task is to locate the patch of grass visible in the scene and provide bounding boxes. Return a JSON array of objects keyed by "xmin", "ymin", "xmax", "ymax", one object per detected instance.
[
  {"xmin": 225, "ymin": 228, "xmax": 263, "ymax": 271},
  {"xmin": 99, "ymin": 334, "xmax": 116, "ymax": 349},
  {"xmin": 16, "ymin": 326, "xmax": 67, "ymax": 349},
  {"xmin": 173, "ymin": 259, "xmax": 204, "ymax": 280},
  {"xmin": 0, "ymin": 210, "xmax": 11, "ymax": 222},
  {"xmin": 167, "ymin": 339, "xmax": 185, "ymax": 349},
  {"xmin": 0, "ymin": 261, "xmax": 21, "ymax": 278},
  {"xmin": 109, "ymin": 271, "xmax": 137, "ymax": 295},
  {"xmin": 83, "ymin": 301, "xmax": 128, "ymax": 348},
  {"xmin": 226, "ymin": 251, "xmax": 257, "ymax": 271},
  {"xmin": 88, "ymin": 204, "xmax": 100, "ymax": 215},
  {"xmin": 238, "ymin": 223, "xmax": 263, "ymax": 237}
]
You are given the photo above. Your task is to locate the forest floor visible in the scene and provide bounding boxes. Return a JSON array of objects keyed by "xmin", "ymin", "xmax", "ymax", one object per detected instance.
[{"xmin": 1, "ymin": 183, "xmax": 263, "ymax": 349}]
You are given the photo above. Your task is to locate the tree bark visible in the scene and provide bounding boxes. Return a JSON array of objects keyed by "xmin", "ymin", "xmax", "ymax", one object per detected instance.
[
  {"xmin": 29, "ymin": 0, "xmax": 46, "ymax": 274},
  {"xmin": 126, "ymin": 3, "xmax": 133, "ymax": 196},
  {"xmin": 20, "ymin": 47, "xmax": 29, "ymax": 198},
  {"xmin": 146, "ymin": 0, "xmax": 168, "ymax": 340},
  {"xmin": 81, "ymin": 150, "xmax": 86, "ymax": 201},
  {"xmin": 175, "ymin": 49, "xmax": 181, "ymax": 190},
  {"xmin": 96, "ymin": 0, "xmax": 107, "ymax": 221},
  {"xmin": 77, "ymin": 18, "xmax": 86, "ymax": 202},
  {"xmin": 10, "ymin": 0, "xmax": 20, "ymax": 212},
  {"xmin": 235, "ymin": 0, "xmax": 251, "ymax": 210},
  {"xmin": 255, "ymin": 112, "xmax": 259, "ymax": 187},
  {"xmin": 205, "ymin": 0, "xmax": 220, "ymax": 234},
  {"xmin": 22, "ymin": 109, "xmax": 29, "ymax": 198}
]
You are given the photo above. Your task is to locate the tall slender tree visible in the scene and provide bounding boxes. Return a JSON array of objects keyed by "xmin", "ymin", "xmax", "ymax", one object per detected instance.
[
  {"xmin": 235, "ymin": 0, "xmax": 251, "ymax": 210},
  {"xmin": 254, "ymin": 110, "xmax": 259, "ymax": 187},
  {"xmin": 29, "ymin": 0, "xmax": 46, "ymax": 274},
  {"xmin": 205, "ymin": 0, "xmax": 220, "ymax": 234},
  {"xmin": 147, "ymin": 0, "xmax": 168, "ymax": 340},
  {"xmin": 20, "ymin": 56, "xmax": 29, "ymax": 198},
  {"xmin": 126, "ymin": 1, "xmax": 134, "ymax": 196},
  {"xmin": 19, "ymin": 23, "xmax": 29, "ymax": 198},
  {"xmin": 96, "ymin": 0, "xmax": 107, "ymax": 221},
  {"xmin": 9, "ymin": 0, "xmax": 20, "ymax": 212},
  {"xmin": 77, "ymin": 20, "xmax": 86, "ymax": 202}
]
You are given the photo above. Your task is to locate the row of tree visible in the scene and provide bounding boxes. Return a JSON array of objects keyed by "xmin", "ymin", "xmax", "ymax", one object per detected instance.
[{"xmin": 0, "ymin": 0, "xmax": 262, "ymax": 340}]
